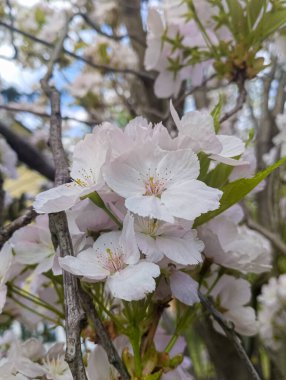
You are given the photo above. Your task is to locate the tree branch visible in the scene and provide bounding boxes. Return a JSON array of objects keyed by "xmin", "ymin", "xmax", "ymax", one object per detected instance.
[
  {"xmin": 0, "ymin": 121, "xmax": 55, "ymax": 181},
  {"xmin": 198, "ymin": 291, "xmax": 262, "ymax": 380},
  {"xmin": 0, "ymin": 104, "xmax": 97, "ymax": 127},
  {"xmin": 79, "ymin": 287, "xmax": 131, "ymax": 380},
  {"xmin": 0, "ymin": 20, "xmax": 152, "ymax": 81},
  {"xmin": 0, "ymin": 207, "xmax": 36, "ymax": 249},
  {"xmin": 220, "ymin": 79, "xmax": 247, "ymax": 123},
  {"xmin": 47, "ymin": 89, "xmax": 87, "ymax": 380}
]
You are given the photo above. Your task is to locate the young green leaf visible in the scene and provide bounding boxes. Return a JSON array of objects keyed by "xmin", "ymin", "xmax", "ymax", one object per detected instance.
[{"xmin": 194, "ymin": 157, "xmax": 286, "ymax": 227}]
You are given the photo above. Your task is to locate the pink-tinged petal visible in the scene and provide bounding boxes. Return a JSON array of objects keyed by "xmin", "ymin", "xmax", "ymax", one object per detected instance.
[
  {"xmin": 147, "ymin": 8, "xmax": 165, "ymax": 37},
  {"xmin": 170, "ymin": 271, "xmax": 199, "ymax": 305},
  {"xmin": 156, "ymin": 231, "xmax": 203, "ymax": 265},
  {"xmin": 145, "ymin": 39, "xmax": 162, "ymax": 71},
  {"xmin": 216, "ymin": 135, "xmax": 245, "ymax": 157},
  {"xmin": 103, "ymin": 162, "xmax": 145, "ymax": 198},
  {"xmin": 136, "ymin": 232, "xmax": 164, "ymax": 262},
  {"xmin": 120, "ymin": 212, "xmax": 140, "ymax": 265},
  {"xmin": 157, "ymin": 149, "xmax": 200, "ymax": 183},
  {"xmin": 170, "ymin": 100, "xmax": 181, "ymax": 129},
  {"xmin": 34, "ymin": 255, "xmax": 54, "ymax": 275},
  {"xmin": 126, "ymin": 195, "xmax": 174, "ymax": 223},
  {"xmin": 154, "ymin": 71, "xmax": 182, "ymax": 98},
  {"xmin": 87, "ymin": 345, "xmax": 112, "ymax": 380},
  {"xmin": 70, "ymin": 133, "xmax": 108, "ymax": 183},
  {"xmin": 179, "ymin": 111, "xmax": 222, "ymax": 154},
  {"xmin": 33, "ymin": 184, "xmax": 83, "ymax": 213},
  {"xmin": 162, "ymin": 180, "xmax": 222, "ymax": 221},
  {"xmin": 209, "ymin": 154, "xmax": 248, "ymax": 166},
  {"xmin": 225, "ymin": 307, "xmax": 258, "ymax": 336},
  {"xmin": 106, "ymin": 262, "xmax": 160, "ymax": 301},
  {"xmin": 59, "ymin": 249, "xmax": 109, "ymax": 281},
  {"xmin": 0, "ymin": 242, "xmax": 13, "ymax": 284}
]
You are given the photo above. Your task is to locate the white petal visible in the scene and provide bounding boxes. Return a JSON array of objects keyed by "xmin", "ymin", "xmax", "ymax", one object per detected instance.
[
  {"xmin": 216, "ymin": 135, "xmax": 245, "ymax": 157},
  {"xmin": 136, "ymin": 232, "xmax": 164, "ymax": 262},
  {"xmin": 71, "ymin": 133, "xmax": 108, "ymax": 183},
  {"xmin": 162, "ymin": 180, "xmax": 222, "ymax": 221},
  {"xmin": 106, "ymin": 262, "xmax": 160, "ymax": 301},
  {"xmin": 0, "ymin": 242, "xmax": 13, "ymax": 283},
  {"xmin": 154, "ymin": 71, "xmax": 181, "ymax": 98},
  {"xmin": 170, "ymin": 271, "xmax": 199, "ymax": 305},
  {"xmin": 179, "ymin": 111, "xmax": 222, "ymax": 154},
  {"xmin": 170, "ymin": 100, "xmax": 181, "ymax": 129},
  {"xmin": 87, "ymin": 345, "xmax": 111, "ymax": 380},
  {"xmin": 209, "ymin": 154, "xmax": 248, "ymax": 166},
  {"xmin": 120, "ymin": 212, "xmax": 140, "ymax": 265},
  {"xmin": 103, "ymin": 162, "xmax": 145, "ymax": 198},
  {"xmin": 33, "ymin": 184, "xmax": 83, "ymax": 213},
  {"xmin": 59, "ymin": 249, "xmax": 109, "ymax": 281},
  {"xmin": 126, "ymin": 195, "xmax": 174, "ymax": 223},
  {"xmin": 156, "ymin": 231, "xmax": 203, "ymax": 265},
  {"xmin": 157, "ymin": 149, "xmax": 200, "ymax": 182}
]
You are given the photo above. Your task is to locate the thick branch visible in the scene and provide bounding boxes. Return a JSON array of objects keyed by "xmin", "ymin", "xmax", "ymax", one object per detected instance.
[
  {"xmin": 0, "ymin": 121, "xmax": 55, "ymax": 181},
  {"xmin": 47, "ymin": 90, "xmax": 87, "ymax": 380}
]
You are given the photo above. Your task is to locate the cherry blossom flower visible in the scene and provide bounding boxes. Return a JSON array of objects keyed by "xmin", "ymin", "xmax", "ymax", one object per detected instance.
[
  {"xmin": 204, "ymin": 273, "xmax": 258, "ymax": 336},
  {"xmin": 41, "ymin": 343, "xmax": 72, "ymax": 380},
  {"xmin": 59, "ymin": 213, "xmax": 160, "ymax": 301},
  {"xmin": 34, "ymin": 131, "xmax": 108, "ymax": 213},
  {"xmin": 199, "ymin": 206, "xmax": 272, "ymax": 274},
  {"xmin": 104, "ymin": 142, "xmax": 222, "ymax": 223},
  {"xmin": 258, "ymin": 275, "xmax": 286, "ymax": 351},
  {"xmin": 133, "ymin": 215, "xmax": 203, "ymax": 265},
  {"xmin": 11, "ymin": 215, "xmax": 56, "ymax": 275},
  {"xmin": 170, "ymin": 102, "xmax": 245, "ymax": 166}
]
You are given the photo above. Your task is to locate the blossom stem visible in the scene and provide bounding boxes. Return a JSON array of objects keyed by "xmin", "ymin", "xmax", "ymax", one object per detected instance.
[
  {"xmin": 84, "ymin": 192, "xmax": 123, "ymax": 228},
  {"xmin": 164, "ymin": 306, "xmax": 198, "ymax": 353},
  {"xmin": 10, "ymin": 296, "xmax": 62, "ymax": 326},
  {"xmin": 130, "ymin": 331, "xmax": 142, "ymax": 378},
  {"xmin": 9, "ymin": 284, "xmax": 64, "ymax": 319}
]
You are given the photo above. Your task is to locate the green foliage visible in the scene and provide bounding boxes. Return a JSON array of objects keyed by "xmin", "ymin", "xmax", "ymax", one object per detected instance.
[{"xmin": 194, "ymin": 157, "xmax": 286, "ymax": 227}]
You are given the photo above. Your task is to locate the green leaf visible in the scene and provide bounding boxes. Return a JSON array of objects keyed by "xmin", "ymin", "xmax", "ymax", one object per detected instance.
[
  {"xmin": 198, "ymin": 152, "xmax": 211, "ymax": 181},
  {"xmin": 254, "ymin": 9, "xmax": 286, "ymax": 43},
  {"xmin": 211, "ymin": 95, "xmax": 224, "ymax": 133},
  {"xmin": 225, "ymin": 0, "xmax": 248, "ymax": 39},
  {"xmin": 205, "ymin": 163, "xmax": 233, "ymax": 188},
  {"xmin": 247, "ymin": 0, "xmax": 265, "ymax": 27},
  {"xmin": 194, "ymin": 157, "xmax": 286, "ymax": 227}
]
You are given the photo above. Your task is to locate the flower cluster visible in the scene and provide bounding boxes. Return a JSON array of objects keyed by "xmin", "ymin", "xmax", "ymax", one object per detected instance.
[{"xmin": 258, "ymin": 274, "xmax": 286, "ymax": 351}]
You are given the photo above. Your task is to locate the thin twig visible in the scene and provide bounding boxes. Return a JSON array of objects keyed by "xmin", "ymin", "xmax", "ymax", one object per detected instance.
[
  {"xmin": 198, "ymin": 291, "xmax": 262, "ymax": 380},
  {"xmin": 0, "ymin": 104, "xmax": 98, "ymax": 126},
  {"xmin": 220, "ymin": 80, "xmax": 247, "ymax": 123},
  {"xmin": 79, "ymin": 12, "xmax": 146, "ymax": 47},
  {"xmin": 0, "ymin": 21, "xmax": 152, "ymax": 81},
  {"xmin": 5, "ymin": 0, "xmax": 18, "ymax": 59},
  {"xmin": 0, "ymin": 207, "xmax": 36, "ymax": 249},
  {"xmin": 245, "ymin": 216, "xmax": 286, "ymax": 255},
  {"xmin": 79, "ymin": 286, "xmax": 131, "ymax": 380}
]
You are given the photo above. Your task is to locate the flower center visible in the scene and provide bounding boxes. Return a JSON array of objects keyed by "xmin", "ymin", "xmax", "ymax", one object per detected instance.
[
  {"xmin": 100, "ymin": 247, "xmax": 126, "ymax": 274},
  {"xmin": 144, "ymin": 176, "xmax": 166, "ymax": 197}
]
